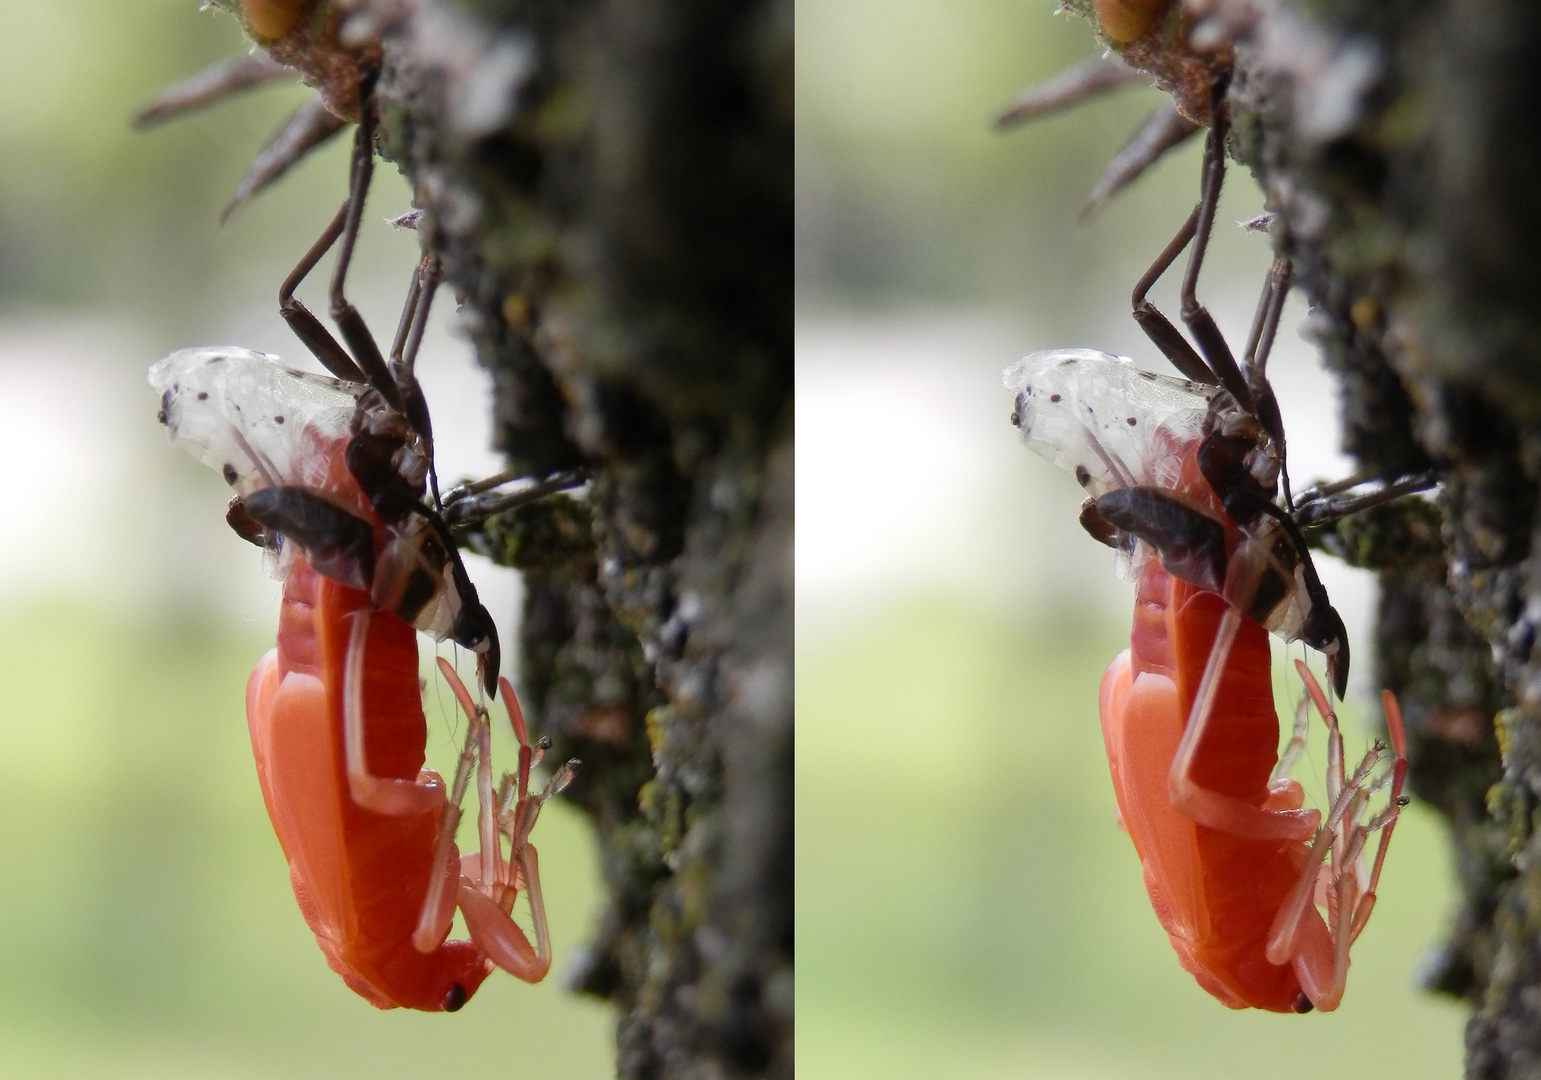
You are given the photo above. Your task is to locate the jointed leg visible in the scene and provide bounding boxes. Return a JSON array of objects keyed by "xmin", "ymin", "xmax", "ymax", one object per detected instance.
[
  {"xmin": 1266, "ymin": 665, "xmax": 1407, "ymax": 1009},
  {"xmin": 1167, "ymin": 588, "xmax": 1320, "ymax": 841},
  {"xmin": 412, "ymin": 657, "xmax": 487, "ymax": 952},
  {"xmin": 1128, "ymin": 71, "xmax": 1254, "ymax": 411},
  {"xmin": 1130, "ymin": 206, "xmax": 1213, "ymax": 385},
  {"xmin": 391, "ymin": 256, "xmax": 444, "ymax": 507},
  {"xmin": 1293, "ymin": 471, "xmax": 1439, "ymax": 528},
  {"xmin": 274, "ymin": 68, "xmax": 400, "ymax": 408},
  {"xmin": 222, "ymin": 98, "xmax": 346, "ymax": 223},
  {"xmin": 1242, "ymin": 258, "xmax": 1294, "ymax": 507},
  {"xmin": 343, "ymin": 607, "xmax": 448, "ymax": 817},
  {"xmin": 279, "ymin": 203, "xmax": 365, "ymax": 383},
  {"xmin": 1172, "ymin": 78, "xmax": 1252, "ymax": 411},
  {"xmin": 440, "ymin": 468, "xmax": 590, "ymax": 526},
  {"xmin": 432, "ymin": 662, "xmax": 576, "ymax": 982},
  {"xmin": 1271, "ymin": 685, "xmax": 1311, "ymax": 783},
  {"xmin": 324, "ymin": 69, "xmax": 397, "ymax": 408}
]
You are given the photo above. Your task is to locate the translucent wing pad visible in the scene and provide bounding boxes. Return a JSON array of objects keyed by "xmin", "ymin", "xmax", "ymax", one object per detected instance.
[
  {"xmin": 150, "ymin": 347, "xmax": 366, "ymax": 497},
  {"xmin": 1003, "ymin": 349, "xmax": 1215, "ymax": 498}
]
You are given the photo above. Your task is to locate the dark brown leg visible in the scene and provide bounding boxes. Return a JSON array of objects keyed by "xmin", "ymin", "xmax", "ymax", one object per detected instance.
[
  {"xmin": 1243, "ymin": 257, "xmax": 1295, "ymax": 507},
  {"xmin": 278, "ymin": 203, "xmax": 366, "ymax": 383},
  {"xmin": 441, "ymin": 470, "xmax": 589, "ymax": 526},
  {"xmin": 325, "ymin": 70, "xmax": 398, "ymax": 408},
  {"xmin": 389, "ymin": 256, "xmax": 429, "ymax": 367},
  {"xmin": 395, "ymin": 257, "xmax": 444, "ymax": 506},
  {"xmin": 1174, "ymin": 75, "xmax": 1253, "ymax": 411},
  {"xmin": 1293, "ymin": 472, "xmax": 1439, "ymax": 528},
  {"xmin": 274, "ymin": 69, "xmax": 401, "ymax": 409},
  {"xmin": 1130, "ymin": 206, "xmax": 1215, "ymax": 385},
  {"xmin": 1129, "ymin": 72, "xmax": 1256, "ymax": 410}
]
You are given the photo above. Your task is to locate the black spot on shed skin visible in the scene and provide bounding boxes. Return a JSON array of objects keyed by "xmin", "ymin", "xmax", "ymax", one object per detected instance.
[
  {"xmin": 222, "ymin": 463, "xmax": 238, "ymax": 485},
  {"xmin": 1051, "ymin": 393, "xmax": 1062, "ymax": 403},
  {"xmin": 197, "ymin": 391, "xmax": 209, "ymax": 401},
  {"xmin": 1127, "ymin": 416, "xmax": 1137, "ymax": 426},
  {"xmin": 274, "ymin": 415, "xmax": 285, "ymax": 424}
]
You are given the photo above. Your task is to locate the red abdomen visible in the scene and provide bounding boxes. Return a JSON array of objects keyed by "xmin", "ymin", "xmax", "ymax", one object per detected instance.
[
  {"xmin": 1104, "ymin": 560, "xmax": 1310, "ymax": 1012},
  {"xmin": 246, "ymin": 549, "xmax": 489, "ymax": 1010}
]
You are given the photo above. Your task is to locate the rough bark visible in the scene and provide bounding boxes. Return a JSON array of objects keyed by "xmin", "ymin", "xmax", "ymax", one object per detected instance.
[
  {"xmin": 214, "ymin": 1, "xmax": 792, "ymax": 1076},
  {"xmin": 1072, "ymin": 0, "xmax": 1541, "ymax": 1073}
]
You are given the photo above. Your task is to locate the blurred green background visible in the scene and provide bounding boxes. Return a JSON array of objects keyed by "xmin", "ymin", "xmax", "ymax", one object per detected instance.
[
  {"xmin": 0, "ymin": 1, "xmax": 612, "ymax": 1076},
  {"xmin": 797, "ymin": 0, "xmax": 1466, "ymax": 1076}
]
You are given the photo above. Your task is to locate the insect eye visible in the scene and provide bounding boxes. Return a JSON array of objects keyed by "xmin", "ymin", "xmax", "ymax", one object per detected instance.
[
  {"xmin": 443, "ymin": 984, "xmax": 468, "ymax": 1012},
  {"xmin": 1293, "ymin": 993, "xmax": 1314, "ymax": 1014}
]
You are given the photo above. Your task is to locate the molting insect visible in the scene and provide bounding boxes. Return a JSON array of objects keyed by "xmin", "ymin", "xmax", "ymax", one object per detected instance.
[
  {"xmin": 1002, "ymin": 73, "xmax": 1417, "ymax": 1011},
  {"xmin": 149, "ymin": 66, "xmax": 581, "ymax": 1011}
]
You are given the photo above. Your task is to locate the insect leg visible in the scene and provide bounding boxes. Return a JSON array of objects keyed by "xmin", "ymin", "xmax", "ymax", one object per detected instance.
[
  {"xmin": 1266, "ymin": 666, "xmax": 1399, "ymax": 1009},
  {"xmin": 413, "ymin": 657, "xmax": 486, "ymax": 952},
  {"xmin": 1174, "ymin": 73, "xmax": 1254, "ymax": 411},
  {"xmin": 342, "ymin": 606, "xmax": 445, "ymax": 817},
  {"xmin": 440, "ymin": 468, "xmax": 589, "ymax": 526},
  {"xmin": 1347, "ymin": 690, "xmax": 1409, "ymax": 944},
  {"xmin": 1292, "ymin": 470, "xmax": 1439, "ymax": 528},
  {"xmin": 1129, "ymin": 206, "xmax": 1215, "ymax": 385},
  {"xmin": 133, "ymin": 53, "xmax": 290, "ymax": 128},
  {"xmin": 278, "ymin": 201, "xmax": 368, "ymax": 384},
  {"xmin": 1271, "ymin": 685, "xmax": 1311, "ymax": 783},
  {"xmin": 438, "ymin": 672, "xmax": 572, "ymax": 983},
  {"xmin": 222, "ymin": 97, "xmax": 347, "ymax": 223},
  {"xmin": 993, "ymin": 55, "xmax": 1145, "ymax": 129},
  {"xmin": 393, "ymin": 256, "xmax": 444, "ymax": 507},
  {"xmin": 1242, "ymin": 258, "xmax": 1294, "ymax": 507},
  {"xmin": 1167, "ymin": 599, "xmax": 1322, "ymax": 840},
  {"xmin": 474, "ymin": 682, "xmax": 500, "ymax": 902},
  {"xmin": 1082, "ymin": 101, "xmax": 1202, "ymax": 217},
  {"xmin": 324, "ymin": 68, "xmax": 401, "ymax": 410},
  {"xmin": 389, "ymin": 255, "xmax": 430, "ymax": 368}
]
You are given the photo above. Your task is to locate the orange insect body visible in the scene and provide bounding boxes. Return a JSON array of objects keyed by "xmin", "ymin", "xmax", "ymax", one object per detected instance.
[
  {"xmin": 1099, "ymin": 439, "xmax": 1406, "ymax": 1012},
  {"xmin": 248, "ymin": 556, "xmax": 490, "ymax": 1010},
  {"xmin": 1104, "ymin": 565, "xmax": 1318, "ymax": 1010},
  {"xmin": 241, "ymin": 433, "xmax": 560, "ymax": 1012}
]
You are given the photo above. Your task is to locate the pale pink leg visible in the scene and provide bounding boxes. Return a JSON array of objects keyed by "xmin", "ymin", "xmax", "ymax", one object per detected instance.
[
  {"xmin": 426, "ymin": 670, "xmax": 577, "ymax": 983},
  {"xmin": 1272, "ymin": 684, "xmax": 1311, "ymax": 782},
  {"xmin": 1349, "ymin": 690, "xmax": 1409, "ymax": 943},
  {"xmin": 1267, "ymin": 665, "xmax": 1407, "ymax": 1010},
  {"xmin": 1168, "ymin": 604, "xmax": 1320, "ymax": 841},
  {"xmin": 458, "ymin": 846, "xmax": 550, "ymax": 982},
  {"xmin": 343, "ymin": 607, "xmax": 444, "ymax": 816},
  {"xmin": 409, "ymin": 656, "xmax": 486, "ymax": 949}
]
